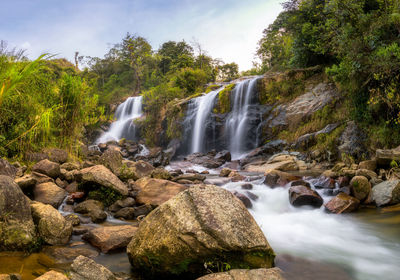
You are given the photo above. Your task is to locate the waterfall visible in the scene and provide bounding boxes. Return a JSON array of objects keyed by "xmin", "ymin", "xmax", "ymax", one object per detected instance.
[
  {"xmin": 97, "ymin": 96, "xmax": 143, "ymax": 144},
  {"xmin": 225, "ymin": 77, "xmax": 260, "ymax": 159}
]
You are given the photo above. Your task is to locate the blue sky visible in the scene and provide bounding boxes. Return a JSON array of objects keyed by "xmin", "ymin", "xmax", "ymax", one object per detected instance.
[{"xmin": 0, "ymin": 0, "xmax": 283, "ymax": 70}]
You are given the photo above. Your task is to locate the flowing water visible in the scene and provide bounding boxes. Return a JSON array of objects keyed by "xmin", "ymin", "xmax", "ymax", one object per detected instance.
[
  {"xmin": 225, "ymin": 77, "xmax": 260, "ymax": 159},
  {"xmin": 97, "ymin": 96, "xmax": 143, "ymax": 144}
]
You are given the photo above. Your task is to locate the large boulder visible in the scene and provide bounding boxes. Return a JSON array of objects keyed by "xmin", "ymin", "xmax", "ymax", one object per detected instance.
[
  {"xmin": 372, "ymin": 180, "xmax": 400, "ymax": 207},
  {"xmin": 264, "ymin": 170, "xmax": 299, "ymax": 187},
  {"xmin": 324, "ymin": 193, "xmax": 360, "ymax": 214},
  {"xmin": 349, "ymin": 176, "xmax": 371, "ymax": 201},
  {"xmin": 32, "ymin": 159, "xmax": 61, "ymax": 179},
  {"xmin": 33, "ymin": 182, "xmax": 66, "ymax": 208},
  {"xmin": 98, "ymin": 149, "xmax": 123, "ymax": 176},
  {"xmin": 74, "ymin": 200, "xmax": 107, "ymax": 223},
  {"xmin": 289, "ymin": 185, "xmax": 323, "ymax": 208},
  {"xmin": 0, "ymin": 158, "xmax": 17, "ymax": 179},
  {"xmin": 82, "ymin": 225, "xmax": 138, "ymax": 253},
  {"xmin": 35, "ymin": 270, "xmax": 68, "ymax": 280},
  {"xmin": 69, "ymin": 255, "xmax": 117, "ymax": 280},
  {"xmin": 77, "ymin": 165, "xmax": 128, "ymax": 196},
  {"xmin": 196, "ymin": 268, "xmax": 284, "ymax": 280},
  {"xmin": 0, "ymin": 175, "xmax": 36, "ymax": 250},
  {"xmin": 134, "ymin": 177, "xmax": 187, "ymax": 206},
  {"xmin": 31, "ymin": 201, "xmax": 72, "ymax": 245},
  {"xmin": 127, "ymin": 185, "xmax": 275, "ymax": 278}
]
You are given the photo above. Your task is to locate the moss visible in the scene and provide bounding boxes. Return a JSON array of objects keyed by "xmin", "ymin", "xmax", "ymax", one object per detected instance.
[
  {"xmin": 85, "ymin": 186, "xmax": 123, "ymax": 207},
  {"xmin": 205, "ymin": 84, "xmax": 222, "ymax": 93},
  {"xmin": 215, "ymin": 83, "xmax": 235, "ymax": 114}
]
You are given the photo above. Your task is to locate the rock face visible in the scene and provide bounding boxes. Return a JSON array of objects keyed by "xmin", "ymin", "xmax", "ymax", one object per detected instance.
[
  {"xmin": 0, "ymin": 158, "xmax": 17, "ymax": 178},
  {"xmin": 33, "ymin": 182, "xmax": 66, "ymax": 208},
  {"xmin": 127, "ymin": 185, "xmax": 275, "ymax": 277},
  {"xmin": 78, "ymin": 165, "xmax": 128, "ymax": 196},
  {"xmin": 349, "ymin": 176, "xmax": 371, "ymax": 201},
  {"xmin": 134, "ymin": 177, "xmax": 187, "ymax": 206},
  {"xmin": 35, "ymin": 270, "xmax": 68, "ymax": 280},
  {"xmin": 372, "ymin": 180, "xmax": 400, "ymax": 206},
  {"xmin": 32, "ymin": 159, "xmax": 61, "ymax": 178},
  {"xmin": 69, "ymin": 255, "xmax": 117, "ymax": 280},
  {"xmin": 82, "ymin": 225, "xmax": 138, "ymax": 253},
  {"xmin": 324, "ymin": 193, "xmax": 360, "ymax": 214},
  {"xmin": 0, "ymin": 175, "xmax": 36, "ymax": 250},
  {"xmin": 31, "ymin": 202, "xmax": 72, "ymax": 245},
  {"xmin": 196, "ymin": 268, "xmax": 284, "ymax": 280},
  {"xmin": 289, "ymin": 185, "xmax": 323, "ymax": 208}
]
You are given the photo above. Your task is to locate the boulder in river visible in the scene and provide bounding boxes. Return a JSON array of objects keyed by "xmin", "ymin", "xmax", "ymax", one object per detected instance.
[
  {"xmin": 120, "ymin": 160, "xmax": 154, "ymax": 180},
  {"xmin": 372, "ymin": 180, "xmax": 400, "ymax": 207},
  {"xmin": 264, "ymin": 170, "xmax": 299, "ymax": 187},
  {"xmin": 35, "ymin": 270, "xmax": 68, "ymax": 280},
  {"xmin": 74, "ymin": 200, "xmax": 107, "ymax": 223},
  {"xmin": 134, "ymin": 177, "xmax": 187, "ymax": 206},
  {"xmin": 127, "ymin": 184, "xmax": 275, "ymax": 278},
  {"xmin": 324, "ymin": 193, "xmax": 360, "ymax": 214},
  {"xmin": 33, "ymin": 182, "xmax": 67, "ymax": 208},
  {"xmin": 196, "ymin": 268, "xmax": 284, "ymax": 280},
  {"xmin": 69, "ymin": 255, "xmax": 117, "ymax": 280},
  {"xmin": 32, "ymin": 159, "xmax": 61, "ymax": 178},
  {"xmin": 349, "ymin": 176, "xmax": 371, "ymax": 201},
  {"xmin": 289, "ymin": 185, "xmax": 323, "ymax": 208},
  {"xmin": 77, "ymin": 165, "xmax": 128, "ymax": 196},
  {"xmin": 31, "ymin": 201, "xmax": 72, "ymax": 245},
  {"xmin": 0, "ymin": 175, "xmax": 37, "ymax": 250},
  {"xmin": 82, "ymin": 225, "xmax": 138, "ymax": 253}
]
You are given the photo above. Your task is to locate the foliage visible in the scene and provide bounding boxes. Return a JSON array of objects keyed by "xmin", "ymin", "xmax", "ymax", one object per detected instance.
[
  {"xmin": 87, "ymin": 186, "xmax": 123, "ymax": 207},
  {"xmin": 215, "ymin": 84, "xmax": 235, "ymax": 114}
]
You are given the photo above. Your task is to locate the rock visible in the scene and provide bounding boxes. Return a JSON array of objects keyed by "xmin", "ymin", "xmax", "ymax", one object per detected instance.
[
  {"xmin": 376, "ymin": 146, "xmax": 400, "ymax": 167},
  {"xmin": 204, "ymin": 177, "xmax": 232, "ymax": 186},
  {"xmin": 55, "ymin": 178, "xmax": 67, "ymax": 188},
  {"xmin": 127, "ymin": 185, "xmax": 275, "ymax": 277},
  {"xmin": 77, "ymin": 165, "xmax": 128, "ymax": 196},
  {"xmin": 173, "ymin": 173, "xmax": 206, "ymax": 182},
  {"xmin": 64, "ymin": 214, "xmax": 80, "ymax": 226},
  {"xmin": 233, "ymin": 191, "xmax": 253, "ymax": 208},
  {"xmin": 246, "ymin": 191, "xmax": 259, "ymax": 201},
  {"xmin": 69, "ymin": 255, "xmax": 117, "ymax": 280},
  {"xmin": 338, "ymin": 121, "xmax": 368, "ymax": 161},
  {"xmin": 32, "ymin": 159, "xmax": 61, "ymax": 178},
  {"xmin": 241, "ymin": 183, "xmax": 253, "ymax": 190},
  {"xmin": 33, "ymin": 182, "xmax": 67, "ymax": 208},
  {"xmin": 134, "ymin": 177, "xmax": 187, "ymax": 206},
  {"xmin": 0, "ymin": 274, "xmax": 21, "ymax": 280},
  {"xmin": 358, "ymin": 160, "xmax": 377, "ymax": 171},
  {"xmin": 291, "ymin": 180, "xmax": 311, "ymax": 188},
  {"xmin": 196, "ymin": 268, "xmax": 284, "ymax": 280},
  {"xmin": 245, "ymin": 154, "xmax": 306, "ymax": 173},
  {"xmin": 0, "ymin": 158, "xmax": 17, "ymax": 178},
  {"xmin": 0, "ymin": 175, "xmax": 36, "ymax": 250},
  {"xmin": 321, "ymin": 170, "xmax": 338, "ymax": 179},
  {"xmin": 121, "ymin": 160, "xmax": 154, "ymax": 180},
  {"xmin": 372, "ymin": 180, "xmax": 400, "ymax": 206},
  {"xmin": 42, "ymin": 246, "xmax": 99, "ymax": 265},
  {"xmin": 35, "ymin": 270, "xmax": 68, "ymax": 280},
  {"xmin": 60, "ymin": 162, "xmax": 81, "ymax": 171},
  {"xmin": 214, "ymin": 150, "xmax": 231, "ymax": 162},
  {"xmin": 186, "ymin": 153, "xmax": 225, "ymax": 168},
  {"xmin": 82, "ymin": 225, "xmax": 138, "ymax": 253},
  {"xmin": 229, "ymin": 171, "xmax": 246, "ymax": 182},
  {"xmin": 219, "ymin": 168, "xmax": 232, "ymax": 177},
  {"xmin": 355, "ymin": 169, "xmax": 377, "ymax": 180},
  {"xmin": 289, "ymin": 185, "xmax": 323, "ymax": 208},
  {"xmin": 264, "ymin": 170, "xmax": 299, "ymax": 187},
  {"xmin": 324, "ymin": 193, "xmax": 360, "ymax": 214},
  {"xmin": 30, "ymin": 201, "xmax": 72, "ymax": 245},
  {"xmin": 150, "ymin": 168, "xmax": 171, "ymax": 180},
  {"xmin": 42, "ymin": 148, "xmax": 68, "ymax": 164},
  {"xmin": 15, "ymin": 174, "xmax": 36, "ymax": 191},
  {"xmin": 74, "ymin": 200, "xmax": 107, "ymax": 223},
  {"xmin": 295, "ymin": 123, "xmax": 340, "ymax": 150},
  {"xmin": 109, "ymin": 197, "xmax": 136, "ymax": 212},
  {"xmin": 240, "ymin": 140, "xmax": 288, "ymax": 167},
  {"xmin": 113, "ymin": 207, "xmax": 135, "ymax": 219},
  {"xmin": 65, "ymin": 181, "xmax": 79, "ymax": 193},
  {"xmin": 349, "ymin": 176, "xmax": 371, "ymax": 201},
  {"xmin": 98, "ymin": 149, "xmax": 123, "ymax": 176}
]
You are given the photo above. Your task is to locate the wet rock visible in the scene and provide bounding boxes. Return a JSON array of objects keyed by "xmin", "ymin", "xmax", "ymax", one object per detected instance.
[
  {"xmin": 196, "ymin": 268, "xmax": 284, "ymax": 280},
  {"xmin": 289, "ymin": 185, "xmax": 323, "ymax": 208},
  {"xmin": 69, "ymin": 255, "xmax": 117, "ymax": 280},
  {"xmin": 372, "ymin": 180, "xmax": 400, "ymax": 207},
  {"xmin": 114, "ymin": 207, "xmax": 135, "ymax": 219},
  {"xmin": 325, "ymin": 193, "xmax": 360, "ymax": 214},
  {"xmin": 337, "ymin": 176, "xmax": 350, "ymax": 188},
  {"xmin": 0, "ymin": 158, "xmax": 17, "ymax": 179},
  {"xmin": 349, "ymin": 176, "xmax": 371, "ymax": 201},
  {"xmin": 42, "ymin": 246, "xmax": 99, "ymax": 265},
  {"xmin": 31, "ymin": 201, "xmax": 72, "ymax": 245},
  {"xmin": 358, "ymin": 160, "xmax": 377, "ymax": 171},
  {"xmin": 77, "ymin": 165, "xmax": 128, "ymax": 196},
  {"xmin": 245, "ymin": 154, "xmax": 306, "ymax": 173},
  {"xmin": 185, "ymin": 152, "xmax": 225, "ymax": 168},
  {"xmin": 35, "ymin": 271, "xmax": 68, "ymax": 280},
  {"xmin": 219, "ymin": 168, "xmax": 232, "ymax": 177},
  {"xmin": 33, "ymin": 182, "xmax": 67, "ymax": 208},
  {"xmin": 32, "ymin": 159, "xmax": 61, "ymax": 179},
  {"xmin": 233, "ymin": 191, "xmax": 253, "ymax": 208},
  {"xmin": 64, "ymin": 214, "xmax": 80, "ymax": 226},
  {"xmin": 0, "ymin": 175, "xmax": 36, "ymax": 250},
  {"xmin": 246, "ymin": 191, "xmax": 259, "ymax": 201},
  {"xmin": 83, "ymin": 225, "xmax": 138, "ymax": 253},
  {"xmin": 214, "ymin": 150, "xmax": 231, "ymax": 162},
  {"xmin": 109, "ymin": 197, "xmax": 136, "ymax": 212},
  {"xmin": 229, "ymin": 171, "xmax": 246, "ymax": 182},
  {"xmin": 291, "ymin": 180, "xmax": 310, "ymax": 188},
  {"xmin": 173, "ymin": 173, "xmax": 206, "ymax": 182},
  {"xmin": 127, "ymin": 185, "xmax": 274, "ymax": 277},
  {"xmin": 74, "ymin": 200, "xmax": 107, "ymax": 223},
  {"xmin": 240, "ymin": 140, "xmax": 288, "ymax": 167},
  {"xmin": 150, "ymin": 168, "xmax": 171, "ymax": 180},
  {"xmin": 241, "ymin": 183, "xmax": 253, "ymax": 190},
  {"xmin": 120, "ymin": 160, "xmax": 154, "ymax": 181},
  {"xmin": 134, "ymin": 177, "xmax": 187, "ymax": 206},
  {"xmin": 264, "ymin": 170, "xmax": 299, "ymax": 187},
  {"xmin": 204, "ymin": 177, "xmax": 232, "ymax": 186}
]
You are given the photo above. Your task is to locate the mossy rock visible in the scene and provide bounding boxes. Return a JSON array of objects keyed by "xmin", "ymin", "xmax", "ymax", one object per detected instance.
[{"xmin": 215, "ymin": 84, "xmax": 235, "ymax": 114}]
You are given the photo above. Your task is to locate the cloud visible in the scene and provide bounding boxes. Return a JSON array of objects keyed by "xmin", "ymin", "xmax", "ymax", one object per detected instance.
[{"xmin": 0, "ymin": 0, "xmax": 283, "ymax": 70}]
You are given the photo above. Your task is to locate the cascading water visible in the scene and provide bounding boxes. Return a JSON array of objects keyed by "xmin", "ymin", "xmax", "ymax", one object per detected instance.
[
  {"xmin": 186, "ymin": 87, "xmax": 223, "ymax": 154},
  {"xmin": 225, "ymin": 77, "xmax": 260, "ymax": 159},
  {"xmin": 97, "ymin": 96, "xmax": 143, "ymax": 144}
]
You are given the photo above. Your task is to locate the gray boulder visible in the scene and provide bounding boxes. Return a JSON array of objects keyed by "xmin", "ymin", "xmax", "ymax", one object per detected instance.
[{"xmin": 372, "ymin": 180, "xmax": 400, "ymax": 206}]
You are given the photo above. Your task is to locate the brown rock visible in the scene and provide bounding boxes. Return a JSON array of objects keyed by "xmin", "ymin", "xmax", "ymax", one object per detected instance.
[
  {"xmin": 358, "ymin": 160, "xmax": 377, "ymax": 171},
  {"xmin": 349, "ymin": 176, "xmax": 371, "ymax": 201},
  {"xmin": 219, "ymin": 168, "xmax": 232, "ymax": 177},
  {"xmin": 264, "ymin": 170, "xmax": 299, "ymax": 187},
  {"xmin": 35, "ymin": 270, "xmax": 68, "ymax": 280},
  {"xmin": 0, "ymin": 158, "xmax": 17, "ymax": 178},
  {"xmin": 32, "ymin": 159, "xmax": 61, "ymax": 178},
  {"xmin": 289, "ymin": 185, "xmax": 323, "ymax": 208},
  {"xmin": 325, "ymin": 193, "xmax": 360, "ymax": 214},
  {"xmin": 33, "ymin": 182, "xmax": 66, "ymax": 208},
  {"xmin": 196, "ymin": 268, "xmax": 284, "ymax": 280}
]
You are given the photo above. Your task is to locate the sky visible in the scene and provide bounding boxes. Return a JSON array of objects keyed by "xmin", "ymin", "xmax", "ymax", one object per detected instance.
[{"xmin": 0, "ymin": 0, "xmax": 283, "ymax": 71}]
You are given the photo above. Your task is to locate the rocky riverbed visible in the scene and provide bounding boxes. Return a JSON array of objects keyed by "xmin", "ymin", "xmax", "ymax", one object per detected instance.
[{"xmin": 1, "ymin": 142, "xmax": 400, "ymax": 280}]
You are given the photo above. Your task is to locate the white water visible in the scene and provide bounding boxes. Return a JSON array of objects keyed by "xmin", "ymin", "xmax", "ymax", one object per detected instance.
[
  {"xmin": 190, "ymin": 88, "xmax": 222, "ymax": 154},
  {"xmin": 97, "ymin": 96, "xmax": 143, "ymax": 144},
  {"xmin": 225, "ymin": 77, "xmax": 259, "ymax": 159},
  {"xmin": 223, "ymin": 179, "xmax": 400, "ymax": 280}
]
